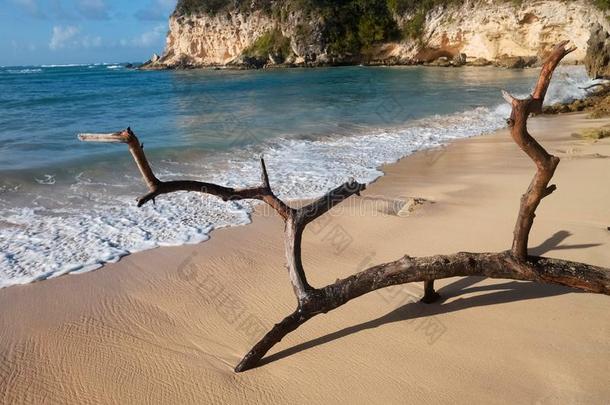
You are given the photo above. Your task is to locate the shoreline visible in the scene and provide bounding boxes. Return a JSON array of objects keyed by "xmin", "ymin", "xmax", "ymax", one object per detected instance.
[
  {"xmin": 3, "ymin": 64, "xmax": 543, "ymax": 289},
  {"xmin": 0, "ymin": 111, "xmax": 609, "ymax": 403},
  {"xmin": 138, "ymin": 59, "xmax": 585, "ymax": 71},
  {"xmin": 3, "ymin": 60, "xmax": 599, "ymax": 287}
]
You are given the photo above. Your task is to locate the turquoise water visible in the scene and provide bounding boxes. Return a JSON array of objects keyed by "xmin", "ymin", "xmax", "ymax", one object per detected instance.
[{"xmin": 0, "ymin": 63, "xmax": 592, "ymax": 287}]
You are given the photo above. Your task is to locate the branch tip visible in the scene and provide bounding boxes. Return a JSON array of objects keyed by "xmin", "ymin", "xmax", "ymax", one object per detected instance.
[
  {"xmin": 78, "ymin": 131, "xmax": 128, "ymax": 143},
  {"xmin": 501, "ymin": 90, "xmax": 516, "ymax": 105},
  {"xmin": 542, "ymin": 184, "xmax": 557, "ymax": 198},
  {"xmin": 260, "ymin": 157, "xmax": 270, "ymax": 189},
  {"xmin": 554, "ymin": 40, "xmax": 576, "ymax": 55}
]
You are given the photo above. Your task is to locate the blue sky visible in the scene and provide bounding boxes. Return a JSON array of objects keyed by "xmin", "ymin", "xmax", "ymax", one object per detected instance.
[{"xmin": 0, "ymin": 0, "xmax": 176, "ymax": 66}]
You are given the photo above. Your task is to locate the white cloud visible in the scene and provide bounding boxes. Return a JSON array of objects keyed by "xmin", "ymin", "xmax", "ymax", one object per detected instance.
[
  {"xmin": 120, "ymin": 24, "xmax": 166, "ymax": 48},
  {"xmin": 49, "ymin": 25, "xmax": 102, "ymax": 50},
  {"xmin": 49, "ymin": 25, "xmax": 79, "ymax": 50}
]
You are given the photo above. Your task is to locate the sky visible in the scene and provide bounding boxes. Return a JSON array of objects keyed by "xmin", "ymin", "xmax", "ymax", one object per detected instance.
[{"xmin": 0, "ymin": 0, "xmax": 177, "ymax": 66}]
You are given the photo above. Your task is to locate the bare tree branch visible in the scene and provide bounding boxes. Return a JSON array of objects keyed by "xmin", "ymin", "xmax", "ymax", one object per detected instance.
[
  {"xmin": 580, "ymin": 82, "xmax": 608, "ymax": 92},
  {"xmin": 80, "ymin": 128, "xmax": 293, "ymax": 218},
  {"xmin": 529, "ymin": 40, "xmax": 576, "ymax": 113},
  {"xmin": 79, "ymin": 128, "xmax": 160, "ymax": 191},
  {"xmin": 297, "ymin": 179, "xmax": 366, "ymax": 226},
  {"xmin": 235, "ymin": 251, "xmax": 609, "ymax": 372},
  {"xmin": 502, "ymin": 41, "xmax": 574, "ymax": 260},
  {"xmin": 79, "ymin": 41, "xmax": 610, "ymax": 374}
]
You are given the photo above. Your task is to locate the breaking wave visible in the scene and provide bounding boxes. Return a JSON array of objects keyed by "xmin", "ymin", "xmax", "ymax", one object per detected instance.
[{"xmin": 0, "ymin": 65, "xmax": 594, "ymax": 288}]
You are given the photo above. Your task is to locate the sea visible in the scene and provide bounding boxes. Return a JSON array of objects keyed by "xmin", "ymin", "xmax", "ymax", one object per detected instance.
[{"xmin": 0, "ymin": 62, "xmax": 596, "ymax": 287}]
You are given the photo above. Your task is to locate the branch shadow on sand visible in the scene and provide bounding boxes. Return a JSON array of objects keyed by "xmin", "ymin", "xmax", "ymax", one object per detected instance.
[
  {"xmin": 529, "ymin": 230, "xmax": 602, "ymax": 256},
  {"xmin": 259, "ymin": 280, "xmax": 575, "ymax": 367},
  {"xmin": 258, "ymin": 230, "xmax": 602, "ymax": 368}
]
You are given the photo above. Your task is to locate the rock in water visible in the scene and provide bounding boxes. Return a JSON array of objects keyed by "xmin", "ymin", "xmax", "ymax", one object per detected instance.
[
  {"xmin": 585, "ymin": 23, "xmax": 610, "ymax": 79},
  {"xmin": 468, "ymin": 57, "xmax": 492, "ymax": 67},
  {"xmin": 452, "ymin": 53, "xmax": 467, "ymax": 66},
  {"xmin": 140, "ymin": 53, "xmax": 164, "ymax": 70},
  {"xmin": 428, "ymin": 56, "xmax": 452, "ymax": 67},
  {"xmin": 495, "ymin": 55, "xmax": 537, "ymax": 69}
]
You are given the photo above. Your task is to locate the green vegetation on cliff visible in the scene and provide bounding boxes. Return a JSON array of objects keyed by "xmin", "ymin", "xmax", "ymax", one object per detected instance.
[
  {"xmin": 175, "ymin": 0, "xmax": 610, "ymax": 17},
  {"xmin": 387, "ymin": 0, "xmax": 459, "ymax": 14},
  {"xmin": 594, "ymin": 0, "xmax": 610, "ymax": 10},
  {"xmin": 175, "ymin": 0, "xmax": 273, "ymax": 15},
  {"xmin": 302, "ymin": 0, "xmax": 400, "ymax": 56},
  {"xmin": 176, "ymin": 0, "xmax": 610, "ymax": 15},
  {"xmin": 175, "ymin": 0, "xmax": 401, "ymax": 57},
  {"xmin": 174, "ymin": 0, "xmax": 464, "ymax": 16},
  {"xmin": 173, "ymin": 0, "xmax": 609, "ymax": 60},
  {"xmin": 242, "ymin": 28, "xmax": 292, "ymax": 60}
]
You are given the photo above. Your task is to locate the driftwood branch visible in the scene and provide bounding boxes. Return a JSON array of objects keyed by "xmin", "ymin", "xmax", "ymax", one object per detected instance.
[
  {"xmin": 79, "ymin": 128, "xmax": 293, "ymax": 218},
  {"xmin": 79, "ymin": 41, "xmax": 609, "ymax": 373},
  {"xmin": 580, "ymin": 82, "xmax": 608, "ymax": 92},
  {"xmin": 235, "ymin": 252, "xmax": 609, "ymax": 371},
  {"xmin": 297, "ymin": 179, "xmax": 366, "ymax": 226},
  {"xmin": 503, "ymin": 41, "xmax": 575, "ymax": 260},
  {"xmin": 79, "ymin": 128, "xmax": 366, "ymax": 303}
]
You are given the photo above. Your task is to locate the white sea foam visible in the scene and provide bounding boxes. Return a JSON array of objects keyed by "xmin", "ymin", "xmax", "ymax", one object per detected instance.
[
  {"xmin": 0, "ymin": 195, "xmax": 250, "ymax": 288},
  {"xmin": 40, "ymin": 63, "xmax": 89, "ymax": 68},
  {"xmin": 34, "ymin": 175, "xmax": 56, "ymax": 185},
  {"xmin": 6, "ymin": 68, "xmax": 42, "ymax": 74},
  {"xmin": 0, "ymin": 66, "xmax": 594, "ymax": 288}
]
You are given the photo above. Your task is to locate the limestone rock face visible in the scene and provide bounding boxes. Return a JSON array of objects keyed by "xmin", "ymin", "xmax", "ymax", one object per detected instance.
[
  {"xmin": 585, "ymin": 23, "xmax": 610, "ymax": 78},
  {"xmin": 152, "ymin": 0, "xmax": 609, "ymax": 69},
  {"xmin": 417, "ymin": 0, "xmax": 608, "ymax": 65},
  {"xmin": 154, "ymin": 8, "xmax": 326, "ymax": 68},
  {"xmin": 160, "ymin": 11, "xmax": 276, "ymax": 67}
]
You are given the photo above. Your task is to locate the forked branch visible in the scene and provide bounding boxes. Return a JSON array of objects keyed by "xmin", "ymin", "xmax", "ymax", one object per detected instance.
[
  {"xmin": 79, "ymin": 41, "xmax": 609, "ymax": 374},
  {"xmin": 502, "ymin": 41, "xmax": 575, "ymax": 260},
  {"xmin": 79, "ymin": 128, "xmax": 292, "ymax": 218},
  {"xmin": 79, "ymin": 127, "xmax": 366, "ymax": 304}
]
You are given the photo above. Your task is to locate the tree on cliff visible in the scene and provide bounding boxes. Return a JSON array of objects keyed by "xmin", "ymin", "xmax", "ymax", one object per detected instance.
[{"xmin": 80, "ymin": 42, "xmax": 609, "ymax": 372}]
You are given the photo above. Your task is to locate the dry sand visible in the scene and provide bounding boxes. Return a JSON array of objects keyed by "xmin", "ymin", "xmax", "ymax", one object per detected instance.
[{"xmin": 0, "ymin": 112, "xmax": 609, "ymax": 404}]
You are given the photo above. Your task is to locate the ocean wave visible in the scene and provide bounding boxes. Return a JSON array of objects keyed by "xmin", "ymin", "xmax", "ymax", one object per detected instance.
[
  {"xmin": 0, "ymin": 106, "xmax": 518, "ymax": 288},
  {"xmin": 6, "ymin": 68, "xmax": 42, "ymax": 74},
  {"xmin": 40, "ymin": 63, "xmax": 90, "ymax": 68},
  {"xmin": 0, "ymin": 65, "xmax": 593, "ymax": 288}
]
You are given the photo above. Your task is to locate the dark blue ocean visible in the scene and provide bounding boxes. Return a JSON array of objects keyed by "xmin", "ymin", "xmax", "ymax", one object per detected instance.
[{"xmin": 0, "ymin": 63, "xmax": 592, "ymax": 286}]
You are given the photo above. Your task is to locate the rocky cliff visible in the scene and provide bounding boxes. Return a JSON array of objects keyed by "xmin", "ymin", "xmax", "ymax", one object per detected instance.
[
  {"xmin": 585, "ymin": 23, "xmax": 610, "ymax": 78},
  {"xmin": 144, "ymin": 0, "xmax": 610, "ymax": 69}
]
